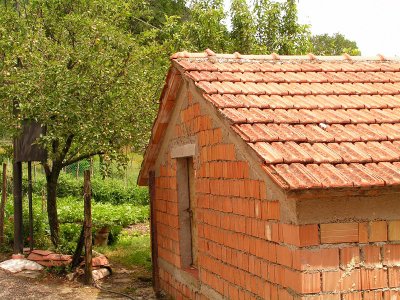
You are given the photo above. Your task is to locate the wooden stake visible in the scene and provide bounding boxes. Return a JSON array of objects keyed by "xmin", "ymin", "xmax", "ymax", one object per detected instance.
[
  {"xmin": 83, "ymin": 170, "xmax": 93, "ymax": 285},
  {"xmin": 13, "ymin": 159, "xmax": 23, "ymax": 254},
  {"xmin": 0, "ymin": 163, "xmax": 7, "ymax": 245},
  {"xmin": 28, "ymin": 161, "xmax": 34, "ymax": 251}
]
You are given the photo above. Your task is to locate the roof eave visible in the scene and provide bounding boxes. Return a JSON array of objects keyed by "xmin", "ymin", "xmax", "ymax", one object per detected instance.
[
  {"xmin": 285, "ymin": 183, "xmax": 400, "ymax": 200},
  {"xmin": 137, "ymin": 65, "xmax": 183, "ymax": 186}
]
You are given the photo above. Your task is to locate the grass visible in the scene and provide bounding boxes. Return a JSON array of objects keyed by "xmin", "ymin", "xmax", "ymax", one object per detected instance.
[{"xmin": 95, "ymin": 230, "xmax": 151, "ymax": 270}]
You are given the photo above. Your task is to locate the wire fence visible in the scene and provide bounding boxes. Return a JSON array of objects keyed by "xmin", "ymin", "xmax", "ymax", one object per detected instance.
[{"xmin": 0, "ymin": 154, "xmax": 142, "ymax": 188}]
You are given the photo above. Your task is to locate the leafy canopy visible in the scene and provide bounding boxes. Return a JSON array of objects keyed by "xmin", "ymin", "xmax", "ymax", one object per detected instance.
[
  {"xmin": 230, "ymin": 0, "xmax": 256, "ymax": 54},
  {"xmin": 0, "ymin": 0, "xmax": 157, "ymax": 168},
  {"xmin": 311, "ymin": 33, "xmax": 361, "ymax": 56},
  {"xmin": 253, "ymin": 0, "xmax": 311, "ymax": 54}
]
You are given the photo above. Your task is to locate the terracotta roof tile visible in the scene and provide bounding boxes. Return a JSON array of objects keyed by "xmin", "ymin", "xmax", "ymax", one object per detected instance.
[
  {"xmin": 299, "ymin": 143, "xmax": 343, "ymax": 163},
  {"xmin": 196, "ymin": 81, "xmax": 218, "ymax": 94},
  {"xmin": 249, "ymin": 142, "xmax": 284, "ymax": 163},
  {"xmin": 250, "ymin": 124, "xmax": 281, "ymax": 142},
  {"xmin": 220, "ymin": 108, "xmax": 247, "ymax": 123},
  {"xmin": 270, "ymin": 142, "xmax": 313, "ymax": 163},
  {"xmin": 259, "ymin": 95, "xmax": 294, "ymax": 109},
  {"xmin": 237, "ymin": 94, "xmax": 269, "ymax": 108},
  {"xmin": 294, "ymin": 125, "xmax": 335, "ymax": 143},
  {"xmin": 271, "ymin": 163, "xmax": 322, "ymax": 189},
  {"xmin": 240, "ymin": 72, "xmax": 263, "ymax": 82},
  {"xmin": 346, "ymin": 124, "xmax": 388, "ymax": 141},
  {"xmin": 355, "ymin": 142, "xmax": 399, "ymax": 162},
  {"xmin": 365, "ymin": 162, "xmax": 400, "ymax": 185},
  {"xmin": 380, "ymin": 124, "xmax": 400, "ymax": 140},
  {"xmin": 238, "ymin": 108, "xmax": 274, "ymax": 123},
  {"xmin": 290, "ymin": 96, "xmax": 320, "ymax": 109},
  {"xmin": 327, "ymin": 142, "xmax": 373, "ymax": 163},
  {"xmin": 336, "ymin": 164, "xmax": 385, "ymax": 187},
  {"xmin": 305, "ymin": 164, "xmax": 353, "ymax": 188},
  {"xmin": 336, "ymin": 95, "xmax": 364, "ymax": 109},
  {"xmin": 214, "ymin": 72, "xmax": 241, "ymax": 82},
  {"xmin": 325, "ymin": 124, "xmax": 363, "ymax": 142},
  {"xmin": 172, "ymin": 54, "xmax": 400, "ymax": 190}
]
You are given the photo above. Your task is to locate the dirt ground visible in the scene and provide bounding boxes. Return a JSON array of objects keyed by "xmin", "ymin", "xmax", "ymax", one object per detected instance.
[{"xmin": 0, "ymin": 253, "xmax": 157, "ymax": 300}]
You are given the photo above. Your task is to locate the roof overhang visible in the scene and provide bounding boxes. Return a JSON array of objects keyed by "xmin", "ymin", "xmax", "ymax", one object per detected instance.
[{"xmin": 138, "ymin": 66, "xmax": 182, "ymax": 186}]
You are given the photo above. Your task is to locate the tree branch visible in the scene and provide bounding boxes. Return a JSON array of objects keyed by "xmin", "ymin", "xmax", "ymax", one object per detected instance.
[
  {"xmin": 60, "ymin": 134, "xmax": 74, "ymax": 160},
  {"xmin": 62, "ymin": 151, "xmax": 104, "ymax": 168}
]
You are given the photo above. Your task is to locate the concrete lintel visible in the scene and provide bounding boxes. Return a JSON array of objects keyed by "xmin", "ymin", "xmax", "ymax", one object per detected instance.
[{"xmin": 171, "ymin": 143, "xmax": 196, "ymax": 159}]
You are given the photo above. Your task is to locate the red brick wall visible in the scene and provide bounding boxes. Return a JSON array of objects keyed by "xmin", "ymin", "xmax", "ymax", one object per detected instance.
[{"xmin": 152, "ymin": 90, "xmax": 400, "ymax": 299}]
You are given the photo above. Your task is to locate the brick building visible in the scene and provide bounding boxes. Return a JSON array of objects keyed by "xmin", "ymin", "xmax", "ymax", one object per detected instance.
[{"xmin": 138, "ymin": 50, "xmax": 400, "ymax": 299}]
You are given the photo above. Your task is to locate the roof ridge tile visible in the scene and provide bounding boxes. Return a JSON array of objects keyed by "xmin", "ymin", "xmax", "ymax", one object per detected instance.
[{"xmin": 171, "ymin": 50, "xmax": 400, "ymax": 63}]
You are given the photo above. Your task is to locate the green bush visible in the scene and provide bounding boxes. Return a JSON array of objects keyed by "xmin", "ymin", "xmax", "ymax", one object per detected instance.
[
  {"xmin": 91, "ymin": 177, "xmax": 149, "ymax": 205},
  {"xmin": 58, "ymin": 223, "xmax": 82, "ymax": 254},
  {"xmin": 19, "ymin": 173, "xmax": 149, "ymax": 206},
  {"xmin": 57, "ymin": 196, "xmax": 150, "ymax": 228},
  {"xmin": 2, "ymin": 195, "xmax": 51, "ymax": 250},
  {"xmin": 2, "ymin": 195, "xmax": 150, "ymax": 253}
]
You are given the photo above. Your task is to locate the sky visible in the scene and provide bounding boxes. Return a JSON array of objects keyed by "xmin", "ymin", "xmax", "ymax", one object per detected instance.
[{"xmin": 224, "ymin": 0, "xmax": 400, "ymax": 57}]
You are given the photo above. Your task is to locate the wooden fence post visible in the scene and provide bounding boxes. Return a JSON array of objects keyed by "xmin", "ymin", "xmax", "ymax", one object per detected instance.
[
  {"xmin": 0, "ymin": 163, "xmax": 7, "ymax": 245},
  {"xmin": 13, "ymin": 160, "xmax": 23, "ymax": 254},
  {"xmin": 83, "ymin": 170, "xmax": 93, "ymax": 285},
  {"xmin": 28, "ymin": 161, "xmax": 34, "ymax": 251}
]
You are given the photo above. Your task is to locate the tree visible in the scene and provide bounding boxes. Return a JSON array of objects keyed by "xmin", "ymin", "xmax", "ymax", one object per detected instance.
[
  {"xmin": 182, "ymin": 0, "xmax": 230, "ymax": 52},
  {"xmin": 0, "ymin": 0, "xmax": 156, "ymax": 246},
  {"xmin": 253, "ymin": 0, "xmax": 311, "ymax": 54},
  {"xmin": 311, "ymin": 33, "xmax": 361, "ymax": 56},
  {"xmin": 230, "ymin": 0, "xmax": 256, "ymax": 54}
]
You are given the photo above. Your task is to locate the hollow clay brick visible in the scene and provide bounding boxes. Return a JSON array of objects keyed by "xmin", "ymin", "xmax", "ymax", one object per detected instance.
[
  {"xmin": 388, "ymin": 220, "xmax": 400, "ymax": 241},
  {"xmin": 363, "ymin": 290, "xmax": 384, "ymax": 300},
  {"xmin": 369, "ymin": 221, "xmax": 387, "ymax": 242},
  {"xmin": 360, "ymin": 268, "xmax": 388, "ymax": 290},
  {"xmin": 383, "ymin": 244, "xmax": 400, "ymax": 266},
  {"xmin": 340, "ymin": 247, "xmax": 361, "ymax": 269},
  {"xmin": 321, "ymin": 223, "xmax": 358, "ymax": 244},
  {"xmin": 342, "ymin": 292, "xmax": 362, "ymax": 300},
  {"xmin": 362, "ymin": 245, "xmax": 382, "ymax": 268},
  {"xmin": 322, "ymin": 269, "xmax": 361, "ymax": 292},
  {"xmin": 293, "ymin": 248, "xmax": 339, "ymax": 271}
]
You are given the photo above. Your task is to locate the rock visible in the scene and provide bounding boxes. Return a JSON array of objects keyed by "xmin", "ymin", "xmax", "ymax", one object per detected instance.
[
  {"xmin": 92, "ymin": 268, "xmax": 111, "ymax": 281},
  {"xmin": 92, "ymin": 255, "xmax": 109, "ymax": 267},
  {"xmin": 27, "ymin": 251, "xmax": 72, "ymax": 268},
  {"xmin": 31, "ymin": 249, "xmax": 53, "ymax": 256},
  {"xmin": 0, "ymin": 259, "xmax": 44, "ymax": 273}
]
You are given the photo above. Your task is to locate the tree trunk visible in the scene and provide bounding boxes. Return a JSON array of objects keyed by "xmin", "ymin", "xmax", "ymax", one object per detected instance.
[{"xmin": 46, "ymin": 168, "xmax": 61, "ymax": 247}]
